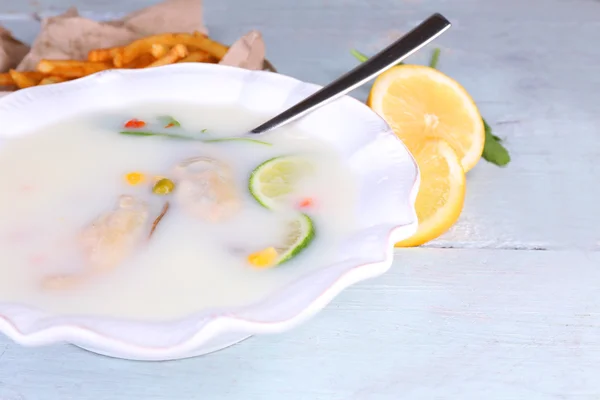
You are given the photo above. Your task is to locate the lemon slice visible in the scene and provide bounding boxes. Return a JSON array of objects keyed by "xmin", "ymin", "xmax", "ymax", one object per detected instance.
[
  {"xmin": 248, "ymin": 214, "xmax": 315, "ymax": 267},
  {"xmin": 368, "ymin": 65, "xmax": 485, "ymax": 172},
  {"xmin": 249, "ymin": 156, "xmax": 312, "ymax": 209},
  {"xmin": 396, "ymin": 139, "xmax": 466, "ymax": 247}
]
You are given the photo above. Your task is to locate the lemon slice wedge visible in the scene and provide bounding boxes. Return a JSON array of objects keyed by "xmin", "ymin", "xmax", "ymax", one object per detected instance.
[
  {"xmin": 368, "ymin": 65, "xmax": 484, "ymax": 172},
  {"xmin": 396, "ymin": 139, "xmax": 466, "ymax": 247}
]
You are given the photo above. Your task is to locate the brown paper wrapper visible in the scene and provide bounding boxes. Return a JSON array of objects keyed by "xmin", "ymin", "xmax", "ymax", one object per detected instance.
[
  {"xmin": 16, "ymin": 9, "xmax": 136, "ymax": 71},
  {"xmin": 0, "ymin": 26, "xmax": 30, "ymax": 93},
  {"xmin": 219, "ymin": 30, "xmax": 266, "ymax": 71},
  {"xmin": 0, "ymin": 0, "xmax": 269, "ymax": 98},
  {"xmin": 17, "ymin": 0, "xmax": 207, "ymax": 71},
  {"xmin": 0, "ymin": 27, "xmax": 29, "ymax": 71},
  {"xmin": 120, "ymin": 0, "xmax": 208, "ymax": 37}
]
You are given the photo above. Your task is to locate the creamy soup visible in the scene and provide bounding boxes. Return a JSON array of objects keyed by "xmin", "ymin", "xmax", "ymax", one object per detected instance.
[{"xmin": 0, "ymin": 103, "xmax": 359, "ymax": 321}]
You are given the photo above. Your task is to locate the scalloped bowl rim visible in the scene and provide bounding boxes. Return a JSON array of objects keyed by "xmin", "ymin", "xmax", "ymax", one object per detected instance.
[{"xmin": 0, "ymin": 63, "xmax": 419, "ymax": 359}]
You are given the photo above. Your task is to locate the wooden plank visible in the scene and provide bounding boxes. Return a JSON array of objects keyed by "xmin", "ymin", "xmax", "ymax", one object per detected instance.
[
  {"xmin": 0, "ymin": 248, "xmax": 598, "ymax": 399},
  {"xmin": 205, "ymin": 0, "xmax": 600, "ymax": 251},
  {"xmin": 0, "ymin": 1, "xmax": 598, "ymax": 399},
  {"xmin": 0, "ymin": 0, "xmax": 162, "ymax": 16},
  {"xmin": 0, "ymin": 0, "xmax": 597, "ymax": 250}
]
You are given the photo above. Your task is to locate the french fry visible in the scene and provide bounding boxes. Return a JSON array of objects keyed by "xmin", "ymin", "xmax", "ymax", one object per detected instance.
[
  {"xmin": 150, "ymin": 44, "xmax": 170, "ymax": 59},
  {"xmin": 120, "ymin": 33, "xmax": 229, "ymax": 66},
  {"xmin": 1, "ymin": 71, "xmax": 44, "ymax": 87},
  {"xmin": 88, "ymin": 46, "xmax": 122, "ymax": 63},
  {"xmin": 184, "ymin": 36, "xmax": 228, "ymax": 60},
  {"xmin": 9, "ymin": 70, "xmax": 43, "ymax": 89},
  {"xmin": 124, "ymin": 53, "xmax": 156, "ymax": 69},
  {"xmin": 147, "ymin": 44, "xmax": 189, "ymax": 68},
  {"xmin": 38, "ymin": 76, "xmax": 67, "ymax": 85},
  {"xmin": 3, "ymin": 32, "xmax": 239, "ymax": 93},
  {"xmin": 186, "ymin": 36, "xmax": 229, "ymax": 59},
  {"xmin": 37, "ymin": 60, "xmax": 113, "ymax": 79},
  {"xmin": 178, "ymin": 50, "xmax": 218, "ymax": 63},
  {"xmin": 113, "ymin": 52, "xmax": 125, "ymax": 68},
  {"xmin": 0, "ymin": 72, "xmax": 13, "ymax": 86}
]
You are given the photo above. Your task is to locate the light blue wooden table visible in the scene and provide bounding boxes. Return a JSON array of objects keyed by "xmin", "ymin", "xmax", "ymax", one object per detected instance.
[{"xmin": 1, "ymin": 0, "xmax": 599, "ymax": 399}]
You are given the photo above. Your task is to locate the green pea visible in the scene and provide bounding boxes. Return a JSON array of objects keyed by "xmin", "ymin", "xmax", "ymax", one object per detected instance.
[{"xmin": 153, "ymin": 178, "xmax": 175, "ymax": 195}]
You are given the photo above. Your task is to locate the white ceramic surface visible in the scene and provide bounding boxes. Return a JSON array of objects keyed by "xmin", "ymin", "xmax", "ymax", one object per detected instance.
[{"xmin": 0, "ymin": 63, "xmax": 419, "ymax": 361}]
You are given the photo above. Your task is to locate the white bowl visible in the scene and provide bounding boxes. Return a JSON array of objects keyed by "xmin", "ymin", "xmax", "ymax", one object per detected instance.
[{"xmin": 0, "ymin": 64, "xmax": 419, "ymax": 361}]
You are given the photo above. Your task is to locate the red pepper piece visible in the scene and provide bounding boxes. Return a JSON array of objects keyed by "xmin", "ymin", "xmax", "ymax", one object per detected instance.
[
  {"xmin": 124, "ymin": 119, "xmax": 146, "ymax": 129},
  {"xmin": 298, "ymin": 198, "xmax": 314, "ymax": 208}
]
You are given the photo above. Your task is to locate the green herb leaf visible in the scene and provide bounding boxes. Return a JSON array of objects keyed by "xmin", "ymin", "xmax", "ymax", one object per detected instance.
[
  {"xmin": 481, "ymin": 119, "xmax": 511, "ymax": 166},
  {"xmin": 351, "ymin": 48, "xmax": 404, "ymax": 66},
  {"xmin": 204, "ymin": 137, "xmax": 272, "ymax": 146},
  {"xmin": 350, "ymin": 49, "xmax": 369, "ymax": 63},
  {"xmin": 429, "ymin": 48, "xmax": 441, "ymax": 69},
  {"xmin": 159, "ymin": 116, "xmax": 181, "ymax": 128},
  {"xmin": 119, "ymin": 130, "xmax": 155, "ymax": 137},
  {"xmin": 200, "ymin": 128, "xmax": 208, "ymax": 133},
  {"xmin": 120, "ymin": 130, "xmax": 272, "ymax": 146},
  {"xmin": 119, "ymin": 131, "xmax": 193, "ymax": 140}
]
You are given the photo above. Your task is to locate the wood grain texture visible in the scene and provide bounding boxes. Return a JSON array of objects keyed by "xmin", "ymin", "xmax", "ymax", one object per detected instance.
[
  {"xmin": 1, "ymin": 249, "xmax": 599, "ymax": 399},
  {"xmin": 2, "ymin": 0, "xmax": 599, "ymax": 250},
  {"xmin": 0, "ymin": 0, "xmax": 598, "ymax": 398}
]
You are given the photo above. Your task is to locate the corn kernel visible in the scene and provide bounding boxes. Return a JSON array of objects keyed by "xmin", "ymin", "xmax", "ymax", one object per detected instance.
[
  {"xmin": 248, "ymin": 247, "xmax": 278, "ymax": 268},
  {"xmin": 125, "ymin": 172, "xmax": 145, "ymax": 185}
]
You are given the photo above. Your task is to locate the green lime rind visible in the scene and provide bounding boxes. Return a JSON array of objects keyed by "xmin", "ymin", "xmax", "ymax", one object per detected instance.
[
  {"xmin": 276, "ymin": 213, "xmax": 315, "ymax": 266},
  {"xmin": 248, "ymin": 155, "xmax": 310, "ymax": 210},
  {"xmin": 249, "ymin": 157, "xmax": 316, "ymax": 264},
  {"xmin": 249, "ymin": 156, "xmax": 279, "ymax": 209}
]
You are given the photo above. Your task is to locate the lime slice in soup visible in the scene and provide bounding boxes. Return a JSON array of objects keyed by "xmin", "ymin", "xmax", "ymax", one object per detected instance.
[
  {"xmin": 248, "ymin": 214, "xmax": 315, "ymax": 267},
  {"xmin": 277, "ymin": 213, "xmax": 315, "ymax": 264},
  {"xmin": 249, "ymin": 156, "xmax": 313, "ymax": 209}
]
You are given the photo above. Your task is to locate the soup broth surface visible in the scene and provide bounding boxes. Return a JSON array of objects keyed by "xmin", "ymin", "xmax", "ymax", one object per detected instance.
[{"xmin": 0, "ymin": 103, "xmax": 359, "ymax": 320}]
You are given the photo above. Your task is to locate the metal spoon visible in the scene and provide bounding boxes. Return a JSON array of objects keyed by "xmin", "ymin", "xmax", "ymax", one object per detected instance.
[{"xmin": 250, "ymin": 13, "xmax": 451, "ymax": 135}]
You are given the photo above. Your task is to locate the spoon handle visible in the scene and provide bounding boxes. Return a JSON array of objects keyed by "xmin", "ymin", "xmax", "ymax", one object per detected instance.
[{"xmin": 250, "ymin": 13, "xmax": 451, "ymax": 135}]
